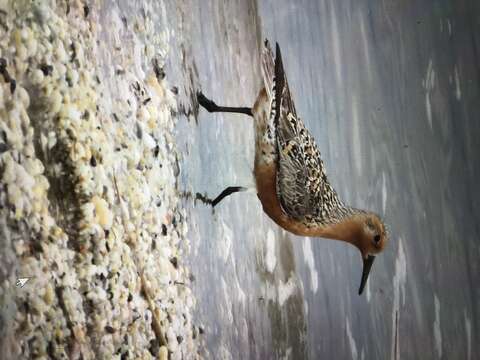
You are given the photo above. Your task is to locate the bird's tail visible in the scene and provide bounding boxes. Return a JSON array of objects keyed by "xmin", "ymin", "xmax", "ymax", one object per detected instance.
[{"xmin": 261, "ymin": 39, "xmax": 275, "ymax": 100}]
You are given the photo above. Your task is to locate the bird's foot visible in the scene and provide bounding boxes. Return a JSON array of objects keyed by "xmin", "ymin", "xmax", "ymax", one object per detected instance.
[{"xmin": 197, "ymin": 92, "xmax": 219, "ymax": 112}]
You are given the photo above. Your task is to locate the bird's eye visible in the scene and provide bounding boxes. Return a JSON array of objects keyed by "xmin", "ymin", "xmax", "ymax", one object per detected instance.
[{"xmin": 373, "ymin": 235, "xmax": 381, "ymax": 243}]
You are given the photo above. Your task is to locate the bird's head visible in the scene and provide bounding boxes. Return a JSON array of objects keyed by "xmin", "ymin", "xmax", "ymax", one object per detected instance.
[{"xmin": 354, "ymin": 212, "xmax": 388, "ymax": 295}]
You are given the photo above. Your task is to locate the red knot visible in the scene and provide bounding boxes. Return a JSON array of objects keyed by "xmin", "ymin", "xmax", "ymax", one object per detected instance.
[{"xmin": 198, "ymin": 40, "xmax": 388, "ymax": 295}]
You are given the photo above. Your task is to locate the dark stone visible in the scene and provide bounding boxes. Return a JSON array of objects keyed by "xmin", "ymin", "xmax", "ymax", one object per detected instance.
[
  {"xmin": 40, "ymin": 63, "xmax": 54, "ymax": 76},
  {"xmin": 135, "ymin": 122, "xmax": 142, "ymax": 139},
  {"xmin": 9, "ymin": 79, "xmax": 16, "ymax": 94},
  {"xmin": 152, "ymin": 58, "xmax": 165, "ymax": 80},
  {"xmin": 105, "ymin": 325, "xmax": 116, "ymax": 334},
  {"xmin": 149, "ymin": 339, "xmax": 160, "ymax": 356},
  {"xmin": 170, "ymin": 257, "xmax": 178, "ymax": 269},
  {"xmin": 70, "ymin": 42, "xmax": 77, "ymax": 62}
]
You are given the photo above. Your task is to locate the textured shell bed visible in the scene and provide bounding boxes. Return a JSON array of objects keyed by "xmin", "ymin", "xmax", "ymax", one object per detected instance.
[{"xmin": 0, "ymin": 1, "xmax": 199, "ymax": 359}]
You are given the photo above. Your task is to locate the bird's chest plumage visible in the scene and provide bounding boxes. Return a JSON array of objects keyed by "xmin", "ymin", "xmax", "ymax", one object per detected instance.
[{"xmin": 254, "ymin": 162, "xmax": 307, "ymax": 236}]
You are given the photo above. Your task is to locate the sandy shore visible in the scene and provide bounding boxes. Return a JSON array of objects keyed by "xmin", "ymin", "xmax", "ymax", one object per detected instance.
[{"xmin": 0, "ymin": 1, "xmax": 199, "ymax": 358}]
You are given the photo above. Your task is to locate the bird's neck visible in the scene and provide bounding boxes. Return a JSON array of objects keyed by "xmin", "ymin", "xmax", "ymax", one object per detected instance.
[
  {"xmin": 314, "ymin": 217, "xmax": 360, "ymax": 245},
  {"xmin": 309, "ymin": 207, "xmax": 365, "ymax": 246}
]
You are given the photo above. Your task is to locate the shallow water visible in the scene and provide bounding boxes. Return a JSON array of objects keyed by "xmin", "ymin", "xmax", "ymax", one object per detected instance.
[{"xmin": 165, "ymin": 0, "xmax": 479, "ymax": 358}]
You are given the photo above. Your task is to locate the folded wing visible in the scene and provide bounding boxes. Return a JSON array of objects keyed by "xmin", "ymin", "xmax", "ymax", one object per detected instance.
[{"xmin": 273, "ymin": 43, "xmax": 339, "ymax": 221}]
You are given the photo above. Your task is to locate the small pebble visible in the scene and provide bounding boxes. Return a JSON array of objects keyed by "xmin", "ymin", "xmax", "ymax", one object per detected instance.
[
  {"xmin": 105, "ymin": 325, "xmax": 115, "ymax": 334},
  {"xmin": 40, "ymin": 63, "xmax": 53, "ymax": 76},
  {"xmin": 149, "ymin": 339, "xmax": 160, "ymax": 356},
  {"xmin": 9, "ymin": 79, "xmax": 16, "ymax": 94}
]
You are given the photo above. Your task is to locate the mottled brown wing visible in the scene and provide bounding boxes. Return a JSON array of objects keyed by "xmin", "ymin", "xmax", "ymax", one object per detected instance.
[
  {"xmin": 273, "ymin": 43, "xmax": 326, "ymax": 220},
  {"xmin": 261, "ymin": 40, "xmax": 275, "ymax": 99}
]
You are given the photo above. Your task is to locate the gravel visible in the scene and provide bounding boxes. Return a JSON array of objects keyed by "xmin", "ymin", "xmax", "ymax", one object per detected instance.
[{"xmin": 0, "ymin": 1, "xmax": 199, "ymax": 358}]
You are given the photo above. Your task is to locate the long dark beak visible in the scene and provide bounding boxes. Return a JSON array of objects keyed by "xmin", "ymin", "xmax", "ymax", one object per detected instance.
[{"xmin": 358, "ymin": 255, "xmax": 375, "ymax": 295}]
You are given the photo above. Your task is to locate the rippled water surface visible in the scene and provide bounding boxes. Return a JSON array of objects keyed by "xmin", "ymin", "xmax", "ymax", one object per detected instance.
[{"xmin": 164, "ymin": 0, "xmax": 479, "ymax": 358}]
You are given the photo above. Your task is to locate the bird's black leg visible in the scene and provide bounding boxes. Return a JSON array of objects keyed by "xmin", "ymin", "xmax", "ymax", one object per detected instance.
[
  {"xmin": 212, "ymin": 186, "xmax": 248, "ymax": 207},
  {"xmin": 198, "ymin": 92, "xmax": 253, "ymax": 117}
]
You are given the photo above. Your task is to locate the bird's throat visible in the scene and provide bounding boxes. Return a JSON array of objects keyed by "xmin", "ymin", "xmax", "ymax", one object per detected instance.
[{"xmin": 310, "ymin": 217, "xmax": 362, "ymax": 246}]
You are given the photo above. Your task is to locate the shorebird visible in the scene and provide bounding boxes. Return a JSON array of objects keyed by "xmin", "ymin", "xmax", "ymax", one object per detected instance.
[{"xmin": 197, "ymin": 40, "xmax": 388, "ymax": 295}]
